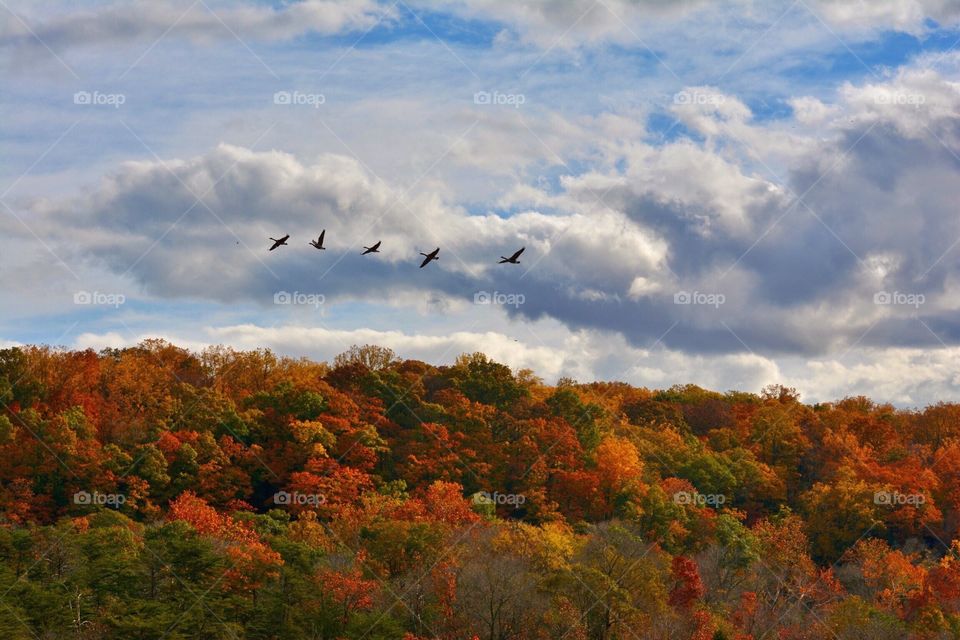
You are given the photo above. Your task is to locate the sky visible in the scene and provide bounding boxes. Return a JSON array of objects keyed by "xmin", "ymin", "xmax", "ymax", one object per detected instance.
[{"xmin": 2, "ymin": 0, "xmax": 960, "ymax": 406}]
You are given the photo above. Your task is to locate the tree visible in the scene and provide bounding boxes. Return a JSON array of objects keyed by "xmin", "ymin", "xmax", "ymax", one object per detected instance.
[
  {"xmin": 8, "ymin": 341, "xmax": 960, "ymax": 637},
  {"xmin": 826, "ymin": 596, "xmax": 907, "ymax": 640},
  {"xmin": 917, "ymin": 403, "xmax": 960, "ymax": 449},
  {"xmin": 0, "ymin": 347, "xmax": 44, "ymax": 408},
  {"xmin": 168, "ymin": 492, "xmax": 282, "ymax": 598},
  {"xmin": 593, "ymin": 436, "xmax": 644, "ymax": 518},
  {"xmin": 314, "ymin": 553, "xmax": 380, "ymax": 635},
  {"xmin": 668, "ymin": 556, "xmax": 705, "ymax": 608},
  {"xmin": 697, "ymin": 512, "xmax": 760, "ymax": 605},
  {"xmin": 451, "ymin": 353, "xmax": 527, "ymax": 410},
  {"xmin": 452, "ymin": 528, "xmax": 548, "ymax": 640},
  {"xmin": 802, "ymin": 467, "xmax": 884, "ymax": 563},
  {"xmin": 546, "ymin": 387, "xmax": 603, "ymax": 451},
  {"xmin": 334, "ymin": 344, "xmax": 398, "ymax": 372},
  {"xmin": 565, "ymin": 522, "xmax": 668, "ymax": 640}
]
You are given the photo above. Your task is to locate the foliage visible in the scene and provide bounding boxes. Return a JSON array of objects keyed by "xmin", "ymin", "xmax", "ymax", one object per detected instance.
[{"xmin": 0, "ymin": 342, "xmax": 957, "ymax": 638}]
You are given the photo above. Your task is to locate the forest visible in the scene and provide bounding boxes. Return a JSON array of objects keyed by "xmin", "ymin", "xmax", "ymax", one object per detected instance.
[{"xmin": 0, "ymin": 340, "xmax": 959, "ymax": 639}]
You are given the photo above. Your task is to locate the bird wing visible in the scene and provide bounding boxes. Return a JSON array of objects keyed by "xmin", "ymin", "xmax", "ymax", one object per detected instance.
[
  {"xmin": 511, "ymin": 247, "xmax": 525, "ymax": 260},
  {"xmin": 373, "ymin": 241, "xmax": 381, "ymax": 250},
  {"xmin": 419, "ymin": 254, "xmax": 432, "ymax": 268},
  {"xmin": 319, "ymin": 230, "xmax": 325, "ymax": 245}
]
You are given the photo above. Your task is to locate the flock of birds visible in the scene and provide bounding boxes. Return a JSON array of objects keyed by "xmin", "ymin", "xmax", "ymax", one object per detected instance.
[{"xmin": 268, "ymin": 230, "xmax": 526, "ymax": 268}]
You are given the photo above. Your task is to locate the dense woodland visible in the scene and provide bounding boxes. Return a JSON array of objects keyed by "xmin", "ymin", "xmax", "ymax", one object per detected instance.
[{"xmin": 0, "ymin": 341, "xmax": 959, "ymax": 639}]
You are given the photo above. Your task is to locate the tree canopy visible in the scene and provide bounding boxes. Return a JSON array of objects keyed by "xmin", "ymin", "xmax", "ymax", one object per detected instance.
[{"xmin": 0, "ymin": 342, "xmax": 957, "ymax": 639}]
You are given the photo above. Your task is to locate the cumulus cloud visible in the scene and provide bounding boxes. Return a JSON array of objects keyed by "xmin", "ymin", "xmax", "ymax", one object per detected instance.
[
  {"xmin": 69, "ymin": 320, "xmax": 783, "ymax": 394},
  {"xmin": 6, "ymin": 1, "xmax": 960, "ymax": 405},
  {"xmin": 66, "ymin": 319, "xmax": 960, "ymax": 406},
  {"xmin": 786, "ymin": 345, "xmax": 960, "ymax": 406},
  {"xmin": 10, "ymin": 141, "xmax": 666, "ymax": 307},
  {"xmin": 8, "ymin": 59, "xmax": 960, "ymax": 363}
]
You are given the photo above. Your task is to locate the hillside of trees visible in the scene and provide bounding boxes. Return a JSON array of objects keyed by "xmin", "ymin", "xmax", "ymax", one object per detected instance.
[{"xmin": 0, "ymin": 341, "xmax": 959, "ymax": 639}]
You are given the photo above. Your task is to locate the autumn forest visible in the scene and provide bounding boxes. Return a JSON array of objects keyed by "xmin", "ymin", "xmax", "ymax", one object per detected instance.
[{"xmin": 0, "ymin": 341, "xmax": 958, "ymax": 639}]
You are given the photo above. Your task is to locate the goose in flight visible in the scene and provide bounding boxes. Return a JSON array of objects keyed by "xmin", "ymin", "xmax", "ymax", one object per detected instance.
[
  {"xmin": 499, "ymin": 247, "xmax": 525, "ymax": 264},
  {"xmin": 419, "ymin": 247, "xmax": 440, "ymax": 268},
  {"xmin": 269, "ymin": 235, "xmax": 290, "ymax": 251},
  {"xmin": 309, "ymin": 230, "xmax": 326, "ymax": 250},
  {"xmin": 362, "ymin": 241, "xmax": 381, "ymax": 255}
]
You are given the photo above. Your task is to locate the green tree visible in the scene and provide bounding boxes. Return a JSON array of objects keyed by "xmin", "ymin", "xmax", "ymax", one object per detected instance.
[
  {"xmin": 451, "ymin": 353, "xmax": 527, "ymax": 410},
  {"xmin": 546, "ymin": 387, "xmax": 603, "ymax": 451}
]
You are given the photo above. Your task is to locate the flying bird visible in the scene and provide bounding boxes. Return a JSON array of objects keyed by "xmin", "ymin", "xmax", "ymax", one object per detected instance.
[
  {"xmin": 419, "ymin": 247, "xmax": 440, "ymax": 268},
  {"xmin": 362, "ymin": 241, "xmax": 381, "ymax": 255},
  {"xmin": 499, "ymin": 247, "xmax": 525, "ymax": 264},
  {"xmin": 269, "ymin": 235, "xmax": 290, "ymax": 251},
  {"xmin": 309, "ymin": 230, "xmax": 326, "ymax": 250}
]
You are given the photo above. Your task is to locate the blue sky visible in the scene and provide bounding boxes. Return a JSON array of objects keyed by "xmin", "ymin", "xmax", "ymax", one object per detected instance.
[{"xmin": 3, "ymin": 0, "xmax": 960, "ymax": 405}]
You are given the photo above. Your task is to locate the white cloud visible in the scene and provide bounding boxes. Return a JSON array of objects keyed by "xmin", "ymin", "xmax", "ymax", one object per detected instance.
[
  {"xmin": 6, "ymin": 1, "xmax": 960, "ymax": 406},
  {"xmin": 418, "ymin": 0, "xmax": 960, "ymax": 50},
  {"xmin": 789, "ymin": 96, "xmax": 843, "ymax": 127},
  {"xmin": 7, "ymin": 58, "xmax": 960, "ymax": 368},
  {"xmin": 1, "ymin": 0, "xmax": 391, "ymax": 56},
  {"xmin": 64, "ymin": 318, "xmax": 960, "ymax": 406},
  {"xmin": 809, "ymin": 0, "xmax": 960, "ymax": 33},
  {"xmin": 839, "ymin": 66, "xmax": 960, "ymax": 137},
  {"xmin": 11, "ymin": 141, "xmax": 668, "ymax": 304},
  {"xmin": 412, "ymin": 0, "xmax": 712, "ymax": 49}
]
